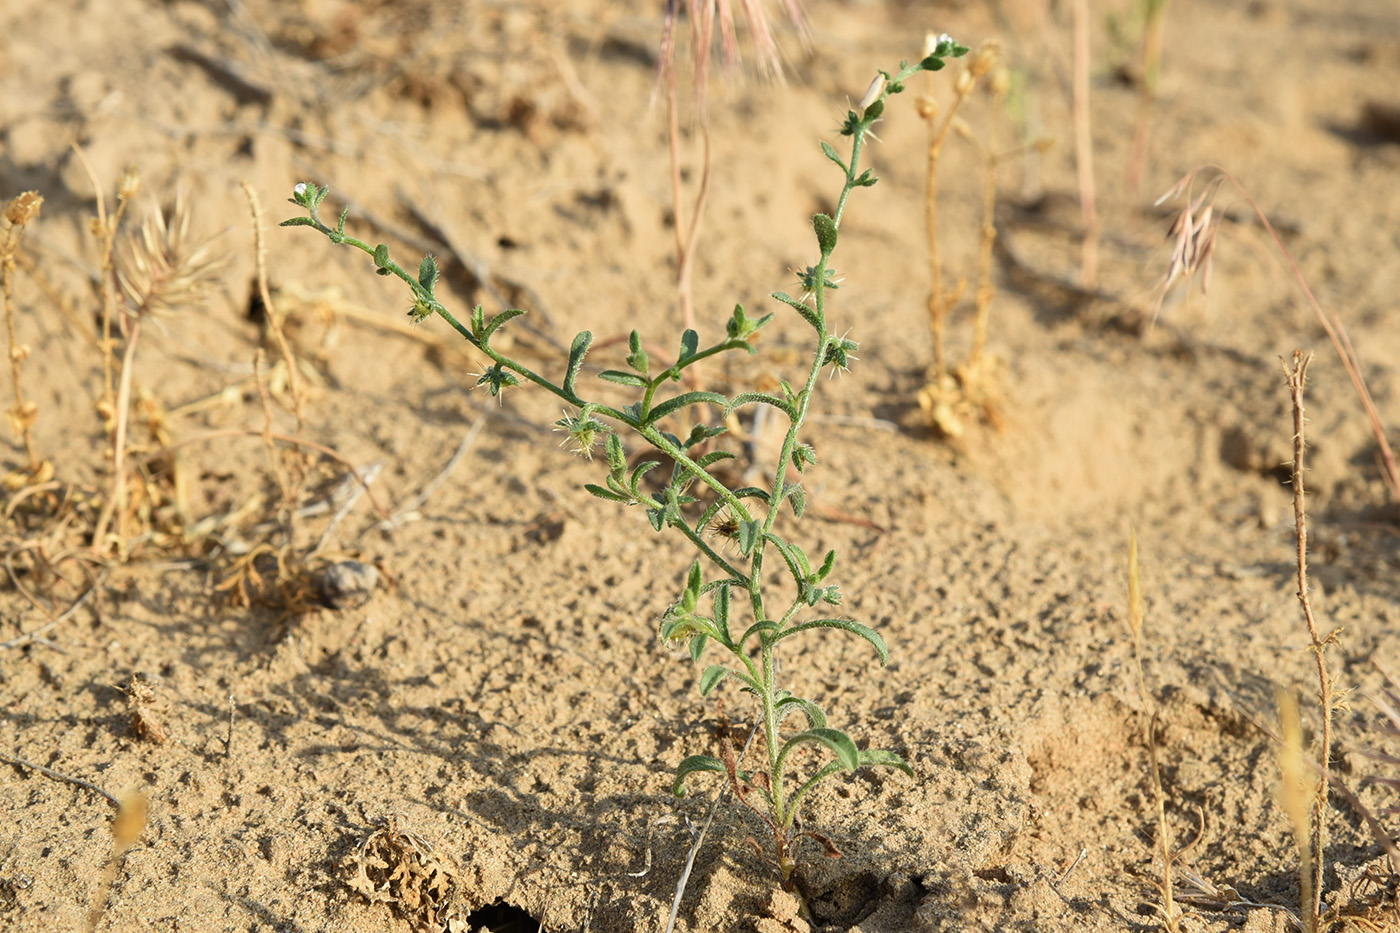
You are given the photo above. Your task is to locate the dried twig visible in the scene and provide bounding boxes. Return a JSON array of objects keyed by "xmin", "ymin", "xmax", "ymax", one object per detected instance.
[{"xmin": 0, "ymin": 751, "xmax": 118, "ymax": 806}]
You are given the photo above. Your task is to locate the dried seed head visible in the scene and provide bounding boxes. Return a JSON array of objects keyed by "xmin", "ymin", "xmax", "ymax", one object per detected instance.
[
  {"xmin": 915, "ymin": 94, "xmax": 938, "ymax": 120},
  {"xmin": 4, "ymin": 191, "xmax": 43, "ymax": 226},
  {"xmin": 988, "ymin": 65, "xmax": 1011, "ymax": 99},
  {"xmin": 955, "ymin": 69, "xmax": 975, "ymax": 97},
  {"xmin": 117, "ymin": 167, "xmax": 141, "ymax": 203},
  {"xmin": 657, "ymin": 0, "xmax": 810, "ymax": 115},
  {"xmin": 115, "ymin": 189, "xmax": 227, "ymax": 318},
  {"xmin": 968, "ymin": 41, "xmax": 1000, "ymax": 78}
]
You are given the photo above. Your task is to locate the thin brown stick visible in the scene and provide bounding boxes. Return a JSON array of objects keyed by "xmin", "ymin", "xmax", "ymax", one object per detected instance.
[
  {"xmin": 0, "ymin": 750, "xmax": 118, "ymax": 806},
  {"xmin": 1284, "ymin": 349, "xmax": 1330, "ymax": 925},
  {"xmin": 90, "ymin": 314, "xmax": 142, "ymax": 553}
]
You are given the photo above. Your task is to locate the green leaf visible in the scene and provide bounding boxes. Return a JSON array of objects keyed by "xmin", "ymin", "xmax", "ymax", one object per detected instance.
[
  {"xmin": 776, "ymin": 695, "xmax": 827, "ymax": 729},
  {"xmin": 725, "ymin": 392, "xmax": 792, "ymax": 418},
  {"xmin": 785, "ymin": 484, "xmax": 806, "ymax": 518},
  {"xmin": 695, "ymin": 450, "xmax": 736, "ymax": 469},
  {"xmin": 819, "ymin": 140, "xmax": 846, "ymax": 171},
  {"xmin": 686, "ymin": 561, "xmax": 703, "ymax": 601},
  {"xmin": 627, "ymin": 330, "xmax": 649, "ymax": 374},
  {"xmin": 816, "ymin": 549, "xmax": 836, "ymax": 581},
  {"xmin": 684, "ymin": 423, "xmax": 727, "ymax": 448},
  {"xmin": 678, "ymin": 329, "xmax": 699, "ymax": 362},
  {"xmin": 583, "ymin": 483, "xmax": 629, "ymax": 503},
  {"xmin": 858, "ymin": 749, "xmax": 915, "ymax": 777},
  {"xmin": 731, "ymin": 487, "xmax": 770, "ymax": 502},
  {"xmin": 564, "ymin": 331, "xmax": 593, "ymax": 397},
  {"xmin": 713, "ymin": 585, "xmax": 731, "ymax": 642},
  {"xmin": 739, "ymin": 619, "xmax": 780, "ymax": 647},
  {"xmin": 606, "ymin": 433, "xmax": 626, "ymax": 476},
  {"xmin": 597, "ymin": 370, "xmax": 648, "ymax": 387},
  {"xmin": 277, "ymin": 216, "xmax": 317, "ymax": 228},
  {"xmin": 699, "ymin": 665, "xmax": 728, "ymax": 696},
  {"xmin": 672, "ymin": 755, "xmax": 725, "ymax": 796},
  {"xmin": 736, "ymin": 519, "xmax": 763, "ymax": 557},
  {"xmin": 862, "ymin": 99, "xmax": 884, "ymax": 122},
  {"xmin": 417, "ymin": 255, "xmax": 439, "ymax": 291},
  {"xmin": 812, "ymin": 213, "xmax": 838, "ymax": 256},
  {"xmin": 780, "ymin": 727, "xmax": 859, "ymax": 774},
  {"xmin": 853, "ymin": 168, "xmax": 879, "ymax": 188},
  {"xmin": 771, "ymin": 291, "xmax": 821, "ymax": 331},
  {"xmin": 648, "ymin": 391, "xmax": 729, "ymax": 424},
  {"xmin": 627, "ymin": 460, "xmax": 661, "ymax": 498},
  {"xmin": 688, "ymin": 633, "xmax": 708, "ymax": 661},
  {"xmin": 774, "ymin": 617, "xmax": 888, "ymax": 665},
  {"xmin": 480, "ymin": 308, "xmax": 526, "ymax": 343},
  {"xmin": 470, "ymin": 306, "xmax": 486, "ymax": 335},
  {"xmin": 372, "ymin": 242, "xmax": 390, "ymax": 269}
]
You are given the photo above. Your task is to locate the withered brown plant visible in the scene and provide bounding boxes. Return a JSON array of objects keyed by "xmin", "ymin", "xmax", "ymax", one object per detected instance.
[
  {"xmin": 1282, "ymin": 349, "xmax": 1336, "ymax": 931},
  {"xmin": 343, "ymin": 816, "xmax": 461, "ymax": 930},
  {"xmin": 916, "ymin": 36, "xmax": 1016, "ymax": 437},
  {"xmin": 2, "ymin": 191, "xmax": 45, "ymax": 478},
  {"xmin": 91, "ymin": 188, "xmax": 226, "ymax": 554}
]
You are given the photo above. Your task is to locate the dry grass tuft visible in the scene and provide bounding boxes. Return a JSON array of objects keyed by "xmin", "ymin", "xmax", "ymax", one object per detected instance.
[{"xmin": 115, "ymin": 190, "xmax": 227, "ymax": 319}]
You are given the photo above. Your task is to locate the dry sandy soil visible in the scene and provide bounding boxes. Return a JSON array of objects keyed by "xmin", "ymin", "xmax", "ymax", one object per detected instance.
[{"xmin": 3, "ymin": 0, "xmax": 1400, "ymax": 931}]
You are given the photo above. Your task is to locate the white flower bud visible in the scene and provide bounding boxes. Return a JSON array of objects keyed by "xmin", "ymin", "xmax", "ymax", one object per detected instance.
[{"xmin": 858, "ymin": 74, "xmax": 885, "ymax": 112}]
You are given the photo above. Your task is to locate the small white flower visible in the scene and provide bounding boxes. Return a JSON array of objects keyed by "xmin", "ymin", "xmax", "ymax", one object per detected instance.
[
  {"xmin": 924, "ymin": 32, "xmax": 954, "ymax": 57},
  {"xmin": 293, "ymin": 182, "xmax": 308, "ymax": 197}
]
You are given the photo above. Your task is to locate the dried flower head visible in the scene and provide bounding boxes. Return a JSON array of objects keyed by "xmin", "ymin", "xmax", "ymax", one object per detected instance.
[
  {"xmin": 1154, "ymin": 174, "xmax": 1226, "ymax": 306},
  {"xmin": 115, "ymin": 190, "xmax": 227, "ymax": 318},
  {"xmin": 658, "ymin": 0, "xmax": 810, "ymax": 112},
  {"xmin": 4, "ymin": 191, "xmax": 43, "ymax": 227}
]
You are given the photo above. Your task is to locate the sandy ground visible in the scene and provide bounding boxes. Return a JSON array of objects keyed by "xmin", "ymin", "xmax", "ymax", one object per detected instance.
[{"xmin": 2, "ymin": 0, "xmax": 1400, "ymax": 931}]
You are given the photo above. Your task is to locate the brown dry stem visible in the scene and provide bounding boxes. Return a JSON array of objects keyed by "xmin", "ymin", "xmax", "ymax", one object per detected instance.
[
  {"xmin": 2, "ymin": 191, "xmax": 44, "ymax": 474},
  {"xmin": 1125, "ymin": 528, "xmax": 1181, "ymax": 932},
  {"xmin": 1283, "ymin": 349, "xmax": 1332, "ymax": 929}
]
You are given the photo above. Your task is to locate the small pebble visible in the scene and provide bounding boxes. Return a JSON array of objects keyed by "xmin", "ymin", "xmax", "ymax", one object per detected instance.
[{"xmin": 317, "ymin": 561, "xmax": 378, "ymax": 610}]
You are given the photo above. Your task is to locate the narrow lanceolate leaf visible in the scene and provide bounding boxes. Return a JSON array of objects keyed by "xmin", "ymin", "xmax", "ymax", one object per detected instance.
[
  {"xmin": 725, "ymin": 392, "xmax": 792, "ymax": 418},
  {"xmin": 672, "ymin": 755, "xmax": 725, "ymax": 796},
  {"xmin": 648, "ymin": 391, "xmax": 730, "ymax": 424},
  {"xmin": 781, "ymin": 727, "xmax": 859, "ymax": 773},
  {"xmin": 480, "ymin": 308, "xmax": 526, "ymax": 343},
  {"xmin": 776, "ymin": 695, "xmax": 827, "ymax": 729},
  {"xmin": 774, "ymin": 618, "xmax": 889, "ymax": 665},
  {"xmin": 699, "ymin": 664, "xmax": 728, "ymax": 696},
  {"xmin": 563, "ymin": 330, "xmax": 593, "ymax": 397},
  {"xmin": 819, "ymin": 140, "xmax": 846, "ymax": 172},
  {"xmin": 858, "ymin": 749, "xmax": 915, "ymax": 777},
  {"xmin": 583, "ymin": 483, "xmax": 629, "ymax": 503},
  {"xmin": 597, "ymin": 369, "xmax": 648, "ymax": 388}
]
